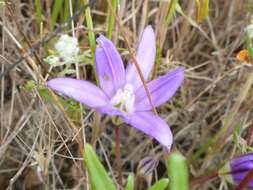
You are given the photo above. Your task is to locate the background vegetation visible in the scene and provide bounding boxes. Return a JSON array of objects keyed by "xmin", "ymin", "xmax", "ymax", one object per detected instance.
[{"xmin": 0, "ymin": 0, "xmax": 252, "ymax": 189}]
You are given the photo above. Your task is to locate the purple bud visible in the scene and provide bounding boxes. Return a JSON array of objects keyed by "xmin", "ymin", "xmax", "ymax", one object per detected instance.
[
  {"xmin": 137, "ymin": 156, "xmax": 159, "ymax": 176},
  {"xmin": 219, "ymin": 153, "xmax": 253, "ymax": 187}
]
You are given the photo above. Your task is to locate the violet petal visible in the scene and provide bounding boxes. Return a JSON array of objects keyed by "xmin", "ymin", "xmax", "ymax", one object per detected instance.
[
  {"xmin": 47, "ymin": 78, "xmax": 109, "ymax": 108},
  {"xmin": 232, "ymin": 171, "xmax": 253, "ymax": 187},
  {"xmin": 126, "ymin": 26, "xmax": 156, "ymax": 89},
  {"xmin": 96, "ymin": 35, "xmax": 125, "ymax": 97},
  {"xmin": 125, "ymin": 112, "xmax": 173, "ymax": 149},
  {"xmin": 135, "ymin": 67, "xmax": 184, "ymax": 111},
  {"xmin": 231, "ymin": 153, "xmax": 253, "ymax": 168}
]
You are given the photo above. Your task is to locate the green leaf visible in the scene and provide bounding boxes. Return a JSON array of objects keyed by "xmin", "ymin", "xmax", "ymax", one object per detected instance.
[
  {"xmin": 125, "ymin": 173, "xmax": 134, "ymax": 190},
  {"xmin": 84, "ymin": 144, "xmax": 117, "ymax": 190},
  {"xmin": 82, "ymin": 0, "xmax": 98, "ymax": 84},
  {"xmin": 35, "ymin": 0, "xmax": 43, "ymax": 25},
  {"xmin": 195, "ymin": 0, "xmax": 209, "ymax": 22},
  {"xmin": 63, "ymin": 0, "xmax": 70, "ymax": 22},
  {"xmin": 167, "ymin": 152, "xmax": 189, "ymax": 190},
  {"xmin": 107, "ymin": 0, "xmax": 118, "ymax": 39},
  {"xmin": 166, "ymin": 0, "xmax": 178, "ymax": 25},
  {"xmin": 25, "ymin": 80, "xmax": 36, "ymax": 91},
  {"xmin": 245, "ymin": 31, "xmax": 253, "ymax": 60},
  {"xmin": 51, "ymin": 0, "xmax": 64, "ymax": 29},
  {"xmin": 148, "ymin": 178, "xmax": 169, "ymax": 190},
  {"xmin": 39, "ymin": 88, "xmax": 54, "ymax": 103}
]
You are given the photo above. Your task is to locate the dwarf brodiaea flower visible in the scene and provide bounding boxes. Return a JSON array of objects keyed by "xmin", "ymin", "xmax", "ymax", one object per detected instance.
[
  {"xmin": 219, "ymin": 153, "xmax": 253, "ymax": 187},
  {"xmin": 55, "ymin": 34, "xmax": 80, "ymax": 62},
  {"xmin": 47, "ymin": 26, "xmax": 184, "ymax": 150}
]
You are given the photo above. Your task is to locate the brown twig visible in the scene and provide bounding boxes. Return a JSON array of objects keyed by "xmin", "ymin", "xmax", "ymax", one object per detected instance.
[
  {"xmin": 190, "ymin": 172, "xmax": 219, "ymax": 189},
  {"xmin": 246, "ymin": 120, "xmax": 253, "ymax": 146}
]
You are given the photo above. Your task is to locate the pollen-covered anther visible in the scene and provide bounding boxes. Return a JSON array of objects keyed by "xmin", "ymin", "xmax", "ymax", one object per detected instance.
[{"xmin": 110, "ymin": 84, "xmax": 135, "ymax": 113}]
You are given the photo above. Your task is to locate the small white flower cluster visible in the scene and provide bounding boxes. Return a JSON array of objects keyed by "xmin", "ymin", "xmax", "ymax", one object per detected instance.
[
  {"xmin": 55, "ymin": 34, "xmax": 80, "ymax": 62},
  {"xmin": 45, "ymin": 34, "xmax": 80, "ymax": 65}
]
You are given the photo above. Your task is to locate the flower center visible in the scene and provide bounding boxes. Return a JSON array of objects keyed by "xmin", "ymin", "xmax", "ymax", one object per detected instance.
[{"xmin": 110, "ymin": 84, "xmax": 135, "ymax": 114}]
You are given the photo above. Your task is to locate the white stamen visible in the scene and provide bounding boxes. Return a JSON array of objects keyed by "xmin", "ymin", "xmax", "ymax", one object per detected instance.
[{"xmin": 110, "ymin": 84, "xmax": 135, "ymax": 113}]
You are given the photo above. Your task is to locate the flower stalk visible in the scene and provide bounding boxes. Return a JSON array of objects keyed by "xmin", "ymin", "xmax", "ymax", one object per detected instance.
[{"xmin": 115, "ymin": 125, "xmax": 122, "ymax": 188}]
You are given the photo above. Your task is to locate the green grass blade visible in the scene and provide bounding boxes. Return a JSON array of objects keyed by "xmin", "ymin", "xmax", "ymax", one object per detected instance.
[
  {"xmin": 84, "ymin": 144, "xmax": 117, "ymax": 190},
  {"xmin": 245, "ymin": 31, "xmax": 253, "ymax": 59},
  {"xmin": 51, "ymin": 0, "xmax": 64, "ymax": 29},
  {"xmin": 82, "ymin": 0, "xmax": 98, "ymax": 83},
  {"xmin": 166, "ymin": 0, "xmax": 178, "ymax": 25},
  {"xmin": 125, "ymin": 173, "xmax": 134, "ymax": 190},
  {"xmin": 195, "ymin": 0, "xmax": 209, "ymax": 22},
  {"xmin": 63, "ymin": 0, "xmax": 70, "ymax": 22},
  {"xmin": 82, "ymin": 0, "xmax": 96, "ymax": 59},
  {"xmin": 148, "ymin": 178, "xmax": 169, "ymax": 190},
  {"xmin": 35, "ymin": 0, "xmax": 43, "ymax": 25},
  {"xmin": 167, "ymin": 152, "xmax": 189, "ymax": 190},
  {"xmin": 107, "ymin": 0, "xmax": 118, "ymax": 39}
]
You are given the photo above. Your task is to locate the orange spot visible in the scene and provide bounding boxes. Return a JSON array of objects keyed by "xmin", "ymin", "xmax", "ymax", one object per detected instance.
[
  {"xmin": 103, "ymin": 73, "xmax": 109, "ymax": 81},
  {"xmin": 236, "ymin": 49, "xmax": 253, "ymax": 64}
]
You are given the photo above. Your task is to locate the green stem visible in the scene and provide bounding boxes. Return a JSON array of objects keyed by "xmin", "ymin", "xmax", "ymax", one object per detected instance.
[
  {"xmin": 82, "ymin": 0, "xmax": 98, "ymax": 84},
  {"xmin": 107, "ymin": 0, "xmax": 118, "ymax": 39}
]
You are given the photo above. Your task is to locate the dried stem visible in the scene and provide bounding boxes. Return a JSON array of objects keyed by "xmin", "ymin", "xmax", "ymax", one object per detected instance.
[
  {"xmin": 247, "ymin": 120, "xmax": 253, "ymax": 146},
  {"xmin": 190, "ymin": 172, "xmax": 219, "ymax": 189}
]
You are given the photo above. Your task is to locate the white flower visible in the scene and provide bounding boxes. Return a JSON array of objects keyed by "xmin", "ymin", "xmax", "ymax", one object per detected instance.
[{"xmin": 55, "ymin": 34, "xmax": 80, "ymax": 62}]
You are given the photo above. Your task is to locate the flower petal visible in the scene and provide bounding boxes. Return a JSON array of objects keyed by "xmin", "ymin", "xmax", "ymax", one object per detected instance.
[
  {"xmin": 126, "ymin": 112, "xmax": 173, "ymax": 149},
  {"xmin": 47, "ymin": 78, "xmax": 109, "ymax": 108},
  {"xmin": 231, "ymin": 153, "xmax": 253, "ymax": 169},
  {"xmin": 134, "ymin": 67, "xmax": 184, "ymax": 111},
  {"xmin": 96, "ymin": 35, "xmax": 125, "ymax": 97},
  {"xmin": 232, "ymin": 171, "xmax": 253, "ymax": 187},
  {"xmin": 126, "ymin": 26, "xmax": 156, "ymax": 89}
]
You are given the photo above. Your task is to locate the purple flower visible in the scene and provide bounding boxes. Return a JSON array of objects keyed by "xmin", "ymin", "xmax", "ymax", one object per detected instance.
[
  {"xmin": 219, "ymin": 153, "xmax": 253, "ymax": 187},
  {"xmin": 230, "ymin": 153, "xmax": 253, "ymax": 187},
  {"xmin": 47, "ymin": 26, "xmax": 184, "ymax": 150}
]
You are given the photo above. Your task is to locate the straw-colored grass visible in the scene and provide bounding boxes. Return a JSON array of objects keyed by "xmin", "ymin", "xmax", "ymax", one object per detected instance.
[{"xmin": 0, "ymin": 0, "xmax": 252, "ymax": 189}]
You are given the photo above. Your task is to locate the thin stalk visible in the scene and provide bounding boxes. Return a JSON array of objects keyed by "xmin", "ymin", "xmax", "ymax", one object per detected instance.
[
  {"xmin": 0, "ymin": 6, "xmax": 5, "ymax": 140},
  {"xmin": 166, "ymin": 0, "xmax": 178, "ymax": 25},
  {"xmin": 247, "ymin": 120, "xmax": 253, "ymax": 146},
  {"xmin": 35, "ymin": 0, "xmax": 43, "ymax": 26},
  {"xmin": 190, "ymin": 172, "xmax": 219, "ymax": 189},
  {"xmin": 82, "ymin": 0, "xmax": 98, "ymax": 84},
  {"xmin": 115, "ymin": 126, "xmax": 122, "ymax": 188},
  {"xmin": 51, "ymin": 0, "xmax": 64, "ymax": 29},
  {"xmin": 107, "ymin": 0, "xmax": 117, "ymax": 39},
  {"xmin": 63, "ymin": 0, "xmax": 70, "ymax": 23}
]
